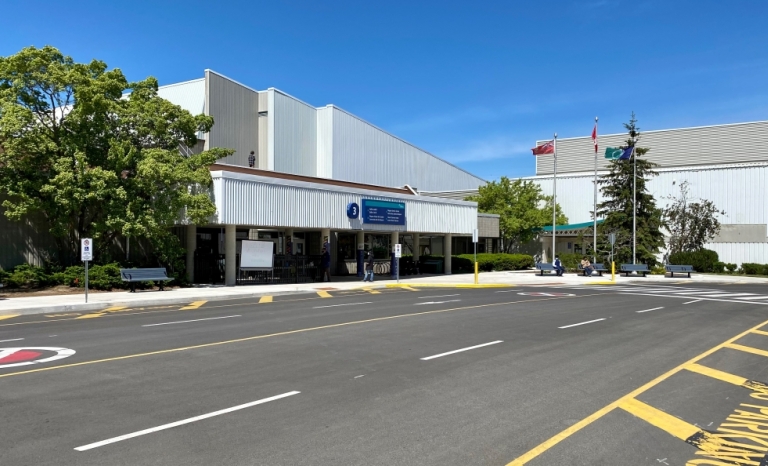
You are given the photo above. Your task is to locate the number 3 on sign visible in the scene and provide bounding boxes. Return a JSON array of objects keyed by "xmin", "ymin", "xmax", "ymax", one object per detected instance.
[{"xmin": 347, "ymin": 202, "xmax": 360, "ymax": 219}]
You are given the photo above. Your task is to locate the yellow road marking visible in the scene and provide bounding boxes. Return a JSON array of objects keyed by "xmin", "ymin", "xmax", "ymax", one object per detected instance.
[
  {"xmin": 317, "ymin": 291, "xmax": 332, "ymax": 298},
  {"xmin": 725, "ymin": 343, "xmax": 768, "ymax": 358},
  {"xmin": 46, "ymin": 313, "xmax": 81, "ymax": 318},
  {"xmin": 104, "ymin": 306, "xmax": 128, "ymax": 312},
  {"xmin": 180, "ymin": 301, "xmax": 207, "ymax": 310},
  {"xmin": 363, "ymin": 287, "xmax": 381, "ymax": 294},
  {"xmin": 76, "ymin": 306, "xmax": 127, "ymax": 319},
  {"xmin": 507, "ymin": 318, "xmax": 768, "ymax": 465},
  {"xmin": 401, "ymin": 286, "xmax": 418, "ymax": 291},
  {"xmin": 0, "ymin": 314, "xmax": 20, "ymax": 321},
  {"xmin": 618, "ymin": 398, "xmax": 724, "ymax": 452},
  {"xmin": 752, "ymin": 329, "xmax": 768, "ymax": 336},
  {"xmin": 686, "ymin": 363, "xmax": 748, "ymax": 386},
  {"xmin": 0, "ymin": 293, "xmax": 598, "ymax": 380},
  {"xmin": 258, "ymin": 296, "xmax": 273, "ymax": 304}
]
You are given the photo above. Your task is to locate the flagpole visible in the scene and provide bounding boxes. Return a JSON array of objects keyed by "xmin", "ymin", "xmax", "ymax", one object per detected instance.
[
  {"xmin": 633, "ymin": 146, "xmax": 637, "ymax": 265},
  {"xmin": 553, "ymin": 133, "xmax": 557, "ymax": 262},
  {"xmin": 593, "ymin": 116, "xmax": 598, "ymax": 264}
]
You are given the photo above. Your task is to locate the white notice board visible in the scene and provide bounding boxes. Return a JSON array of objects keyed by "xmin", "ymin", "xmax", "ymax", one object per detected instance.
[{"xmin": 240, "ymin": 240, "xmax": 274, "ymax": 270}]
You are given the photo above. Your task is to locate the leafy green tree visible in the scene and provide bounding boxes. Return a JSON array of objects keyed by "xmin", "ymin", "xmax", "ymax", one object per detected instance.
[
  {"xmin": 595, "ymin": 113, "xmax": 665, "ymax": 265},
  {"xmin": 663, "ymin": 181, "xmax": 724, "ymax": 254},
  {"xmin": 0, "ymin": 46, "xmax": 232, "ymax": 268},
  {"xmin": 467, "ymin": 176, "xmax": 567, "ymax": 252}
]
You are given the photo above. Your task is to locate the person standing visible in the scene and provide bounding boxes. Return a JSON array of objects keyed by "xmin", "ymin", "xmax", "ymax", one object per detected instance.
[
  {"xmin": 363, "ymin": 250, "xmax": 375, "ymax": 282},
  {"xmin": 248, "ymin": 150, "xmax": 256, "ymax": 168},
  {"xmin": 321, "ymin": 247, "xmax": 331, "ymax": 282}
]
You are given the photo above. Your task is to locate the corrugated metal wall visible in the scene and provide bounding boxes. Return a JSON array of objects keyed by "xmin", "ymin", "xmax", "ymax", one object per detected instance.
[
  {"xmin": 330, "ymin": 106, "xmax": 485, "ymax": 191},
  {"xmin": 157, "ymin": 78, "xmax": 205, "ymax": 116},
  {"xmin": 205, "ymin": 70, "xmax": 259, "ymax": 167},
  {"xmin": 316, "ymin": 106, "xmax": 333, "ymax": 178},
  {"xmin": 529, "ymin": 163, "xmax": 768, "ymax": 266},
  {"xmin": 537, "ymin": 121, "xmax": 768, "ymax": 175},
  {"xmin": 272, "ymin": 90, "xmax": 317, "ymax": 177},
  {"xmin": 211, "ymin": 172, "xmax": 477, "ymax": 234}
]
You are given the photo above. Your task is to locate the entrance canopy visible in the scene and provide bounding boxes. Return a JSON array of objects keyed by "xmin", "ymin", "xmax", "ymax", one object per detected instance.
[{"xmin": 208, "ymin": 164, "xmax": 478, "ymax": 235}]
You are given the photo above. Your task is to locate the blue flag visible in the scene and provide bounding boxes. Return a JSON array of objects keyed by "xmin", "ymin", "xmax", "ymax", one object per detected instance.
[{"xmin": 619, "ymin": 146, "xmax": 634, "ymax": 160}]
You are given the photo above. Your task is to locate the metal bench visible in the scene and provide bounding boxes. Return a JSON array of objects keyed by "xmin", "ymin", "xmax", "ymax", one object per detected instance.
[
  {"xmin": 665, "ymin": 264, "xmax": 695, "ymax": 278},
  {"xmin": 535, "ymin": 263, "xmax": 560, "ymax": 276},
  {"xmin": 619, "ymin": 264, "xmax": 650, "ymax": 277},
  {"xmin": 578, "ymin": 263, "xmax": 608, "ymax": 276},
  {"xmin": 120, "ymin": 268, "xmax": 172, "ymax": 292}
]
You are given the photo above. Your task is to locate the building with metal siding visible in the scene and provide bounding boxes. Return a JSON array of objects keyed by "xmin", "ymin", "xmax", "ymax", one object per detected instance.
[
  {"xmin": 270, "ymin": 89, "xmax": 318, "ymax": 177},
  {"xmin": 204, "ymin": 70, "xmax": 259, "ymax": 167},
  {"xmin": 536, "ymin": 121, "xmax": 768, "ymax": 175}
]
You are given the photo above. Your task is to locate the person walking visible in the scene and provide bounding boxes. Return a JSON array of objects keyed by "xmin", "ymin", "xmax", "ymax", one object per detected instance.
[
  {"xmin": 320, "ymin": 247, "xmax": 331, "ymax": 282},
  {"xmin": 363, "ymin": 250, "xmax": 375, "ymax": 282}
]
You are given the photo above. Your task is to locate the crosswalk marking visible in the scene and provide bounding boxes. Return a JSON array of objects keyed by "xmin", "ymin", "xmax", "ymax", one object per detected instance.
[{"xmin": 563, "ymin": 284, "xmax": 768, "ymax": 304}]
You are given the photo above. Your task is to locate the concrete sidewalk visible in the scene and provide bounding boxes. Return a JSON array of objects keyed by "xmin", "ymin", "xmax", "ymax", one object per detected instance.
[{"xmin": 1, "ymin": 270, "xmax": 765, "ymax": 316}]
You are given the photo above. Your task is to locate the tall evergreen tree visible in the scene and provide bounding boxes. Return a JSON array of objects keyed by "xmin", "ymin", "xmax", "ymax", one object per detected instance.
[{"xmin": 595, "ymin": 113, "xmax": 665, "ymax": 265}]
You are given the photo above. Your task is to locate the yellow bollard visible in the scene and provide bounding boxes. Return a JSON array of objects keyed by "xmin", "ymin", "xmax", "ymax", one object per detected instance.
[
  {"xmin": 611, "ymin": 261, "xmax": 615, "ymax": 282},
  {"xmin": 474, "ymin": 262, "xmax": 479, "ymax": 284}
]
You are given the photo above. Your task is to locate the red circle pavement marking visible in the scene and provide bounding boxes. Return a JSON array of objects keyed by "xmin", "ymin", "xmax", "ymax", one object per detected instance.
[
  {"xmin": 518, "ymin": 292, "xmax": 576, "ymax": 297},
  {"xmin": 0, "ymin": 347, "xmax": 76, "ymax": 369}
]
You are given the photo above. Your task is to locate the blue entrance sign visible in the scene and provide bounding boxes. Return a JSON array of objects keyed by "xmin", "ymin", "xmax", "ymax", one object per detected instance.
[
  {"xmin": 346, "ymin": 202, "xmax": 360, "ymax": 219},
  {"xmin": 361, "ymin": 199, "xmax": 405, "ymax": 225}
]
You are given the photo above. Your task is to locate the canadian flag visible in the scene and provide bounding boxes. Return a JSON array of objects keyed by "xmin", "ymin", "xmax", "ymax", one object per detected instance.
[{"xmin": 591, "ymin": 124, "xmax": 598, "ymax": 153}]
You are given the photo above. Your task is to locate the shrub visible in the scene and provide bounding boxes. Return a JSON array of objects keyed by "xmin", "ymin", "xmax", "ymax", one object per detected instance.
[
  {"xmin": 741, "ymin": 263, "xmax": 767, "ymax": 275},
  {"xmin": 5, "ymin": 264, "xmax": 53, "ymax": 288},
  {"xmin": 668, "ymin": 249, "xmax": 720, "ymax": 273},
  {"xmin": 713, "ymin": 262, "xmax": 726, "ymax": 274},
  {"xmin": 651, "ymin": 265, "xmax": 666, "ymax": 275},
  {"xmin": 725, "ymin": 263, "xmax": 737, "ymax": 274},
  {"xmin": 457, "ymin": 253, "xmax": 534, "ymax": 272}
]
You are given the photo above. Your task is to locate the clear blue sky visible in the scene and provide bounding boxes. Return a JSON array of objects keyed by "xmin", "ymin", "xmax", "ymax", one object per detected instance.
[{"xmin": 2, "ymin": 0, "xmax": 767, "ymax": 181}]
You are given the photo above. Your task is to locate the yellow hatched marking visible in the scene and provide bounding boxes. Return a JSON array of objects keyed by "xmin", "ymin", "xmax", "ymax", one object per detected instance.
[
  {"xmin": 726, "ymin": 343, "xmax": 768, "ymax": 358},
  {"xmin": 258, "ymin": 296, "xmax": 273, "ymax": 304},
  {"xmin": 686, "ymin": 363, "xmax": 748, "ymax": 386},
  {"xmin": 0, "ymin": 314, "xmax": 20, "ymax": 321},
  {"xmin": 619, "ymin": 398, "xmax": 700, "ymax": 441},
  {"xmin": 752, "ymin": 329, "xmax": 768, "ymax": 337},
  {"xmin": 180, "ymin": 301, "xmax": 207, "ymax": 310},
  {"xmin": 506, "ymin": 318, "xmax": 768, "ymax": 465},
  {"xmin": 362, "ymin": 287, "xmax": 381, "ymax": 294},
  {"xmin": 76, "ymin": 306, "xmax": 127, "ymax": 319},
  {"xmin": 317, "ymin": 291, "xmax": 332, "ymax": 298},
  {"xmin": 401, "ymin": 286, "xmax": 418, "ymax": 291}
]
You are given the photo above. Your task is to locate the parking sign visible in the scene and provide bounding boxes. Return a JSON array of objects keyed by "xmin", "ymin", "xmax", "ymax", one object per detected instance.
[
  {"xmin": 81, "ymin": 238, "xmax": 93, "ymax": 261},
  {"xmin": 394, "ymin": 244, "xmax": 402, "ymax": 258}
]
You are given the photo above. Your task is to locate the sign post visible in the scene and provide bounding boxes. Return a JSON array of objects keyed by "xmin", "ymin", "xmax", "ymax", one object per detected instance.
[
  {"xmin": 394, "ymin": 243, "xmax": 402, "ymax": 284},
  {"xmin": 81, "ymin": 238, "xmax": 93, "ymax": 303},
  {"xmin": 608, "ymin": 233, "xmax": 616, "ymax": 282},
  {"xmin": 472, "ymin": 228, "xmax": 479, "ymax": 285}
]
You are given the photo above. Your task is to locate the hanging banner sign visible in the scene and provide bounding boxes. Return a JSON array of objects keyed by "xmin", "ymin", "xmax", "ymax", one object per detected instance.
[{"xmin": 361, "ymin": 199, "xmax": 405, "ymax": 225}]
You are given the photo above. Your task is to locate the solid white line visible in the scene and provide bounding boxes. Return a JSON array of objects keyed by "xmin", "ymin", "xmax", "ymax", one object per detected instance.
[
  {"xmin": 558, "ymin": 318, "xmax": 606, "ymax": 329},
  {"xmin": 75, "ymin": 391, "xmax": 300, "ymax": 451},
  {"xmin": 142, "ymin": 315, "xmax": 241, "ymax": 327},
  {"xmin": 421, "ymin": 341, "xmax": 503, "ymax": 360},
  {"xmin": 636, "ymin": 307, "xmax": 664, "ymax": 313},
  {"xmin": 683, "ymin": 300, "xmax": 701, "ymax": 305},
  {"xmin": 0, "ymin": 338, "xmax": 24, "ymax": 343},
  {"xmin": 418, "ymin": 294, "xmax": 460, "ymax": 299},
  {"xmin": 414, "ymin": 300, "xmax": 461, "ymax": 306},
  {"xmin": 313, "ymin": 302, "xmax": 372, "ymax": 309}
]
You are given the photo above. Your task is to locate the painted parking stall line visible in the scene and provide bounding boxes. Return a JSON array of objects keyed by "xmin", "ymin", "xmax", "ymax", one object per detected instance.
[
  {"xmin": 75, "ymin": 391, "xmax": 300, "ymax": 451},
  {"xmin": 142, "ymin": 315, "xmax": 241, "ymax": 328},
  {"xmin": 558, "ymin": 318, "xmax": 606, "ymax": 329},
  {"xmin": 0, "ymin": 338, "xmax": 24, "ymax": 343},
  {"xmin": 421, "ymin": 340, "xmax": 503, "ymax": 361},
  {"xmin": 313, "ymin": 302, "xmax": 373, "ymax": 309},
  {"xmin": 414, "ymin": 300, "xmax": 461, "ymax": 306},
  {"xmin": 636, "ymin": 307, "xmax": 664, "ymax": 313}
]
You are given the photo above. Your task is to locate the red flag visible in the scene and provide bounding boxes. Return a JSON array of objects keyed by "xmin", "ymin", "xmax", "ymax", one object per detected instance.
[
  {"xmin": 531, "ymin": 140, "xmax": 555, "ymax": 155},
  {"xmin": 591, "ymin": 125, "xmax": 598, "ymax": 153}
]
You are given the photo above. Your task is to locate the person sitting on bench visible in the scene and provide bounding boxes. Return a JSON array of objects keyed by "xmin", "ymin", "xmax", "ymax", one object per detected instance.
[
  {"xmin": 554, "ymin": 255, "xmax": 566, "ymax": 276},
  {"xmin": 581, "ymin": 257, "xmax": 594, "ymax": 276}
]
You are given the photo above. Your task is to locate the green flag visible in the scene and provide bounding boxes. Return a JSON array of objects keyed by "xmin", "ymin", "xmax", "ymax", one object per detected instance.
[{"xmin": 604, "ymin": 147, "xmax": 623, "ymax": 160}]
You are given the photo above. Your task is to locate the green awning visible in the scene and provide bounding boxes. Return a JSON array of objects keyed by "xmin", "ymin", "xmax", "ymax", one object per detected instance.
[{"xmin": 541, "ymin": 220, "xmax": 604, "ymax": 232}]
